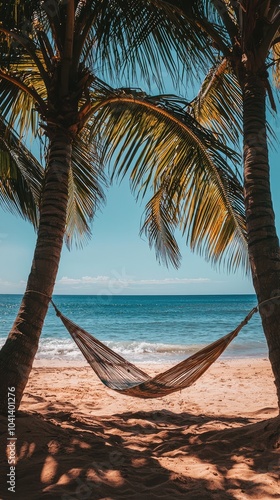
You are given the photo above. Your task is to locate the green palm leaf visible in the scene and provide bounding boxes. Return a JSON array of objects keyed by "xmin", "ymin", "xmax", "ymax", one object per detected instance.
[
  {"xmin": 188, "ymin": 58, "xmax": 242, "ymax": 147},
  {"xmin": 0, "ymin": 117, "xmax": 43, "ymax": 226},
  {"xmin": 78, "ymin": 0, "xmax": 215, "ymax": 90},
  {"xmin": 65, "ymin": 132, "xmax": 106, "ymax": 249},
  {"xmin": 140, "ymin": 183, "xmax": 182, "ymax": 269},
  {"xmin": 88, "ymin": 81, "xmax": 248, "ymax": 271},
  {"xmin": 272, "ymin": 38, "xmax": 280, "ymax": 88},
  {"xmin": 0, "ymin": 51, "xmax": 47, "ymax": 136}
]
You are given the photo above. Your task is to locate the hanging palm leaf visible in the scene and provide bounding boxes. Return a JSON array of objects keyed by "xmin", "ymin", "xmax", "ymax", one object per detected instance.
[
  {"xmin": 65, "ymin": 132, "xmax": 107, "ymax": 248},
  {"xmin": 87, "ymin": 80, "xmax": 248, "ymax": 271},
  {"xmin": 188, "ymin": 58, "xmax": 242, "ymax": 146},
  {"xmin": 80, "ymin": 0, "xmax": 216, "ymax": 89},
  {"xmin": 272, "ymin": 37, "xmax": 280, "ymax": 88},
  {"xmin": 0, "ymin": 116, "xmax": 43, "ymax": 226}
]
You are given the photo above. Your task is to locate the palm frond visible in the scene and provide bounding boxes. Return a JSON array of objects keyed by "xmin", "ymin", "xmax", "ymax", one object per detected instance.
[
  {"xmin": 178, "ymin": 156, "xmax": 247, "ymax": 272},
  {"xmin": 140, "ymin": 145, "xmax": 247, "ymax": 272},
  {"xmin": 0, "ymin": 118, "xmax": 43, "ymax": 226},
  {"xmin": 0, "ymin": 21, "xmax": 53, "ymax": 137},
  {"xmin": 79, "ymin": 0, "xmax": 216, "ymax": 90},
  {"xmin": 272, "ymin": 38, "xmax": 280, "ymax": 88},
  {"xmin": 65, "ymin": 132, "xmax": 107, "ymax": 249},
  {"xmin": 140, "ymin": 184, "xmax": 182, "ymax": 269},
  {"xmin": 0, "ymin": 53, "xmax": 47, "ymax": 136},
  {"xmin": 0, "ymin": 0, "xmax": 42, "ymax": 30},
  {"xmin": 188, "ymin": 58, "xmax": 243, "ymax": 147},
  {"xmin": 88, "ymin": 81, "xmax": 248, "ymax": 272}
]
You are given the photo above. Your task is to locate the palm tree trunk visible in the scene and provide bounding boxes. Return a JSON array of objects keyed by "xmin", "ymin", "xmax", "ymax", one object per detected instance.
[
  {"xmin": 243, "ymin": 73, "xmax": 280, "ymax": 409},
  {"xmin": 0, "ymin": 131, "xmax": 72, "ymax": 413}
]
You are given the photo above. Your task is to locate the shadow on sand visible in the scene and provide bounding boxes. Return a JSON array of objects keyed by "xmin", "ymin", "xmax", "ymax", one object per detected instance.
[{"xmin": 0, "ymin": 410, "xmax": 279, "ymax": 500}]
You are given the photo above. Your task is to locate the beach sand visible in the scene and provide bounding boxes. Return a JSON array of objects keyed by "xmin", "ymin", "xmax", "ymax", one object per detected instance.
[{"xmin": 0, "ymin": 358, "xmax": 280, "ymax": 499}]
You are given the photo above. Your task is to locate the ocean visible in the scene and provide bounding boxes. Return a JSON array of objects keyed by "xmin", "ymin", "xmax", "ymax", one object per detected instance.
[{"xmin": 0, "ymin": 294, "xmax": 267, "ymax": 364}]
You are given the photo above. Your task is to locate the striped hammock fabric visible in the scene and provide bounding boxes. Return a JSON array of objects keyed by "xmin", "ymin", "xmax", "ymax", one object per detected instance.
[{"xmin": 51, "ymin": 302, "xmax": 257, "ymax": 399}]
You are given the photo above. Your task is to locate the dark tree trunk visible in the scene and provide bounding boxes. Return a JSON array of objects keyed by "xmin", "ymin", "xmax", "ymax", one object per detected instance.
[
  {"xmin": 0, "ymin": 131, "xmax": 72, "ymax": 413},
  {"xmin": 243, "ymin": 73, "xmax": 280, "ymax": 408}
]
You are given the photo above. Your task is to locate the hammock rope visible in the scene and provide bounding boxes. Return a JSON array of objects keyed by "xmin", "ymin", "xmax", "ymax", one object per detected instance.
[{"xmin": 50, "ymin": 300, "xmax": 258, "ymax": 399}]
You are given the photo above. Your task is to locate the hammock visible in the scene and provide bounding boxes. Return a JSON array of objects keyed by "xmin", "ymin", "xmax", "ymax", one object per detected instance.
[{"xmin": 51, "ymin": 301, "xmax": 257, "ymax": 399}]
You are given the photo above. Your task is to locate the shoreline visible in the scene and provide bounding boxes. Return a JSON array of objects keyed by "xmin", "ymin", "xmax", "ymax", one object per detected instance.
[{"xmin": 32, "ymin": 354, "xmax": 270, "ymax": 368}]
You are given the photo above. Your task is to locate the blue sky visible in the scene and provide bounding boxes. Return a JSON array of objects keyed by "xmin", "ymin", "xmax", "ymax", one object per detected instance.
[{"xmin": 0, "ymin": 76, "xmax": 280, "ymax": 296}]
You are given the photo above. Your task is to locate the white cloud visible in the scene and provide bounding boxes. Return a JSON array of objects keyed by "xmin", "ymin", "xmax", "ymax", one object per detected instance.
[
  {"xmin": 0, "ymin": 274, "xmax": 210, "ymax": 295},
  {"xmin": 0, "ymin": 278, "xmax": 15, "ymax": 287},
  {"xmin": 59, "ymin": 275, "xmax": 111, "ymax": 285},
  {"xmin": 0, "ymin": 278, "xmax": 26, "ymax": 293},
  {"xmin": 134, "ymin": 278, "xmax": 209, "ymax": 285},
  {"xmin": 56, "ymin": 275, "xmax": 209, "ymax": 289}
]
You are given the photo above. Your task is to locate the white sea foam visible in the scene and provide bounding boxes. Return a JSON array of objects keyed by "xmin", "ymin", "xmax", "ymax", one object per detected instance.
[{"xmin": 34, "ymin": 336, "xmax": 267, "ymax": 365}]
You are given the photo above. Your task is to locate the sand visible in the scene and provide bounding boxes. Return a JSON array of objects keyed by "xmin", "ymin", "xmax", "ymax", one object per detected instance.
[{"xmin": 0, "ymin": 358, "xmax": 280, "ymax": 500}]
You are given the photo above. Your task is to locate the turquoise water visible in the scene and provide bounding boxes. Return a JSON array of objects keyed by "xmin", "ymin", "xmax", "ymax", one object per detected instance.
[{"xmin": 0, "ymin": 294, "xmax": 266, "ymax": 363}]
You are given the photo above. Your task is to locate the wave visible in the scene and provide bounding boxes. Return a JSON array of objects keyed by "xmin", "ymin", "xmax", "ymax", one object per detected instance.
[{"xmin": 34, "ymin": 336, "xmax": 268, "ymax": 364}]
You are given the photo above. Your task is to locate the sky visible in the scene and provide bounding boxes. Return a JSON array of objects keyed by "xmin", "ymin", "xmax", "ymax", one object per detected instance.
[{"xmin": 0, "ymin": 77, "xmax": 280, "ymax": 296}]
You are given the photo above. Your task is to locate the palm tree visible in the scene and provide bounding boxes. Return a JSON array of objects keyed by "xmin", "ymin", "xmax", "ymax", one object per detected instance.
[
  {"xmin": 171, "ymin": 0, "xmax": 280, "ymax": 409},
  {"xmin": 0, "ymin": 1, "xmax": 245, "ymax": 412},
  {"xmin": 106, "ymin": 0, "xmax": 280, "ymax": 407}
]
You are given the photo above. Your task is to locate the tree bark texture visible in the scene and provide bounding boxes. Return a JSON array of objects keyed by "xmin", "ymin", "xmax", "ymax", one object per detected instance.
[
  {"xmin": 0, "ymin": 132, "xmax": 72, "ymax": 413},
  {"xmin": 243, "ymin": 73, "xmax": 280, "ymax": 408}
]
